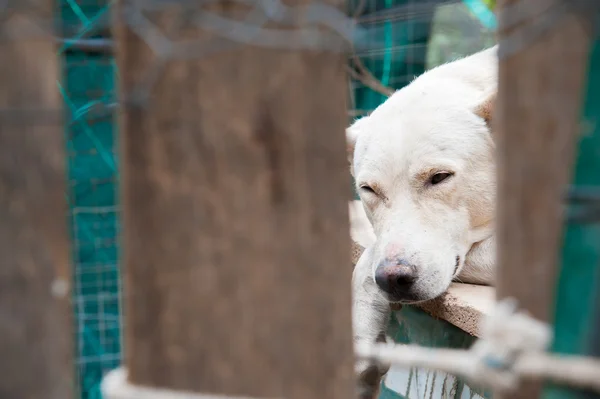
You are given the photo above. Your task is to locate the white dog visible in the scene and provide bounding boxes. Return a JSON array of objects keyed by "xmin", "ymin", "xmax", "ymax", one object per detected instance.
[{"xmin": 349, "ymin": 45, "xmax": 499, "ymax": 398}]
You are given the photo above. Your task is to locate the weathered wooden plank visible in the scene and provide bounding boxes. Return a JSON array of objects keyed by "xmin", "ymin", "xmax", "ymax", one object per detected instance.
[
  {"xmin": 0, "ymin": 4, "xmax": 72, "ymax": 399},
  {"xmin": 417, "ymin": 283, "xmax": 494, "ymax": 337},
  {"xmin": 115, "ymin": 1, "xmax": 354, "ymax": 398},
  {"xmin": 495, "ymin": 1, "xmax": 592, "ymax": 398}
]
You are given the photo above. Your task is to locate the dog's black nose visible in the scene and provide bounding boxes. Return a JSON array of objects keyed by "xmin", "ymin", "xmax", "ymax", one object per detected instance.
[{"xmin": 374, "ymin": 262, "xmax": 417, "ymax": 298}]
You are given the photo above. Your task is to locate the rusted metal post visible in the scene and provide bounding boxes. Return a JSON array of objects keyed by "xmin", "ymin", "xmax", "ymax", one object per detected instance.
[
  {"xmin": 0, "ymin": 3, "xmax": 72, "ymax": 399},
  {"xmin": 495, "ymin": 1, "xmax": 592, "ymax": 398},
  {"xmin": 115, "ymin": 1, "xmax": 355, "ymax": 398}
]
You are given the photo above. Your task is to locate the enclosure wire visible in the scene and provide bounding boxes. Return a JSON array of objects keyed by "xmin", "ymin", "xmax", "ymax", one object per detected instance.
[
  {"xmin": 102, "ymin": 367, "xmax": 278, "ymax": 399},
  {"xmin": 346, "ymin": 0, "xmax": 449, "ymax": 98},
  {"xmin": 1, "ymin": 0, "xmax": 500, "ymax": 103},
  {"xmin": 357, "ymin": 298, "xmax": 600, "ymax": 394},
  {"xmin": 5, "ymin": 0, "xmax": 598, "ymax": 59},
  {"xmin": 101, "ymin": 298, "xmax": 600, "ymax": 398}
]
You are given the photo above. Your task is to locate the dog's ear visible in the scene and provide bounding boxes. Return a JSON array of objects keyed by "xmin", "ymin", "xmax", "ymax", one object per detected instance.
[
  {"xmin": 346, "ymin": 124, "xmax": 361, "ymax": 176},
  {"xmin": 474, "ymin": 90, "xmax": 496, "ymax": 131}
]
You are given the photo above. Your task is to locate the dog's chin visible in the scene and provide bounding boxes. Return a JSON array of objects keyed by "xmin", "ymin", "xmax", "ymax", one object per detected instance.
[
  {"xmin": 389, "ymin": 298, "xmax": 423, "ymax": 305},
  {"xmin": 384, "ymin": 286, "xmax": 450, "ymax": 305},
  {"xmin": 383, "ymin": 292, "xmax": 427, "ymax": 305}
]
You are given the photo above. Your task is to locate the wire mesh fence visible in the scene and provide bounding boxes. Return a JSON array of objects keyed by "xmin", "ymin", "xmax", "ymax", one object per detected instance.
[
  {"xmin": 58, "ymin": 1, "xmax": 119, "ymax": 398},
  {"xmin": 1, "ymin": 0, "xmax": 496, "ymax": 398}
]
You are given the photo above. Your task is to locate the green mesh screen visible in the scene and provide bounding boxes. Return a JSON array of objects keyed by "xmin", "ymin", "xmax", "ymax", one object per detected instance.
[
  {"xmin": 58, "ymin": 2, "xmax": 120, "ymax": 399},
  {"xmin": 349, "ymin": 0, "xmax": 496, "ymax": 116},
  {"xmin": 57, "ymin": 1, "xmax": 495, "ymax": 398},
  {"xmin": 349, "ymin": 0, "xmax": 433, "ymax": 115}
]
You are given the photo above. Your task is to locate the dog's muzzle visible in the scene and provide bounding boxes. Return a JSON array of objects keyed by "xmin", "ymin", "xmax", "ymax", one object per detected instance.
[{"xmin": 374, "ymin": 258, "xmax": 418, "ymax": 302}]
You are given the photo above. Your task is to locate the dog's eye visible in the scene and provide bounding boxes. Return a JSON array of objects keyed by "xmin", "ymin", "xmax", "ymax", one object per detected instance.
[
  {"xmin": 430, "ymin": 172, "xmax": 453, "ymax": 185},
  {"xmin": 360, "ymin": 185, "xmax": 377, "ymax": 195}
]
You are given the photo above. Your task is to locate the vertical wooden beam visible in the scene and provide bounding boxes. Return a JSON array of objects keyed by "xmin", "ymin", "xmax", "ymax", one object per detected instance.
[
  {"xmin": 115, "ymin": 1, "xmax": 354, "ymax": 398},
  {"xmin": 0, "ymin": 3, "xmax": 72, "ymax": 399},
  {"xmin": 495, "ymin": 1, "xmax": 592, "ymax": 398}
]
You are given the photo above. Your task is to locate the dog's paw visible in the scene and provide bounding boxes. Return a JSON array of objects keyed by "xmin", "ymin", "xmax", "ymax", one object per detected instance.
[
  {"xmin": 356, "ymin": 361, "xmax": 390, "ymax": 399},
  {"xmin": 356, "ymin": 364, "xmax": 389, "ymax": 399}
]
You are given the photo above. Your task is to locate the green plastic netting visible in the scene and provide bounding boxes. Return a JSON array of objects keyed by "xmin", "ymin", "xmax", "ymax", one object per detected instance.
[
  {"xmin": 58, "ymin": 1, "xmax": 494, "ymax": 398},
  {"xmin": 59, "ymin": 2, "xmax": 120, "ymax": 399}
]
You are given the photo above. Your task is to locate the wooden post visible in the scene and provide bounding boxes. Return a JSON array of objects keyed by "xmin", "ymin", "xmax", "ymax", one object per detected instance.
[
  {"xmin": 495, "ymin": 1, "xmax": 592, "ymax": 398},
  {"xmin": 0, "ymin": 4, "xmax": 72, "ymax": 399},
  {"xmin": 115, "ymin": 1, "xmax": 355, "ymax": 398}
]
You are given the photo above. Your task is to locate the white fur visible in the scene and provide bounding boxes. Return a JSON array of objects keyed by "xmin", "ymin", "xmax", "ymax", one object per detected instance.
[
  {"xmin": 352, "ymin": 246, "xmax": 390, "ymax": 398},
  {"xmin": 350, "ymin": 46, "xmax": 499, "ymax": 397},
  {"xmin": 349, "ymin": 46, "xmax": 498, "ymax": 300},
  {"xmin": 349, "ymin": 200, "xmax": 376, "ymax": 248}
]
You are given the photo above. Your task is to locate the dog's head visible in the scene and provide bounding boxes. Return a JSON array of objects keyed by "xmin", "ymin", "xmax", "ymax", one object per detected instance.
[{"xmin": 347, "ymin": 47, "xmax": 498, "ymax": 303}]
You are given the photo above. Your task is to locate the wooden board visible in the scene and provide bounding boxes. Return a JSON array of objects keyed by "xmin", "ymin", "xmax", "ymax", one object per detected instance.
[
  {"xmin": 0, "ymin": 4, "xmax": 72, "ymax": 398},
  {"xmin": 115, "ymin": 1, "xmax": 355, "ymax": 398},
  {"xmin": 417, "ymin": 283, "xmax": 494, "ymax": 338}
]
